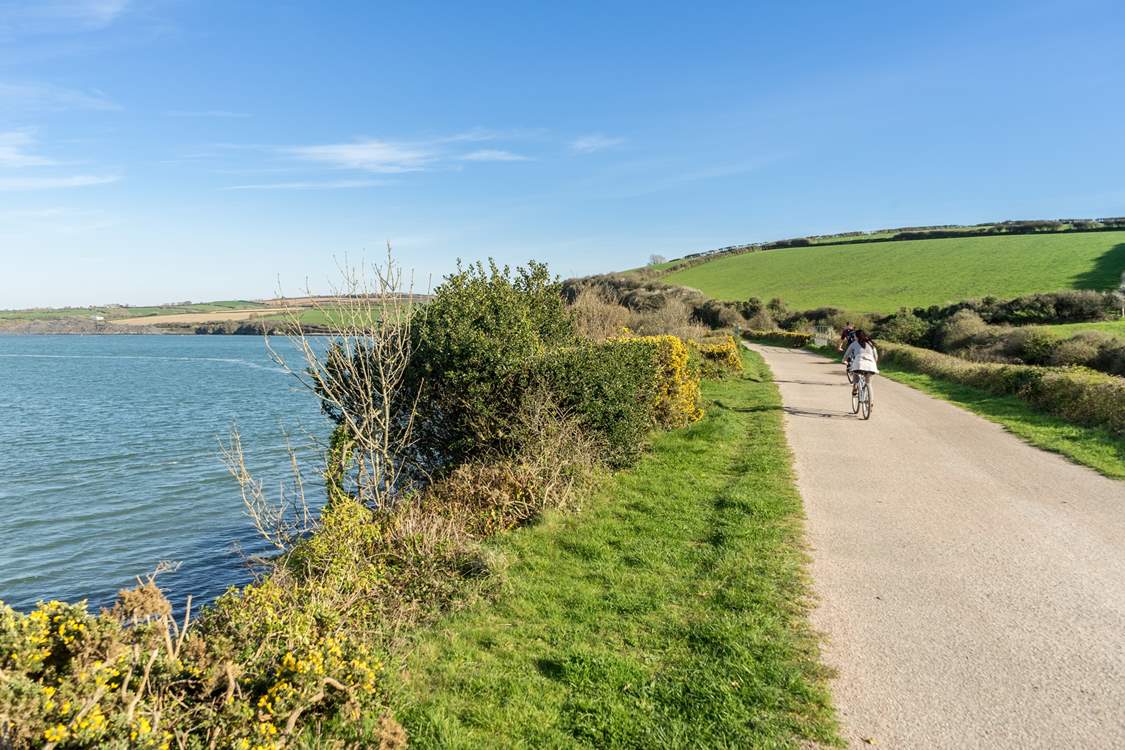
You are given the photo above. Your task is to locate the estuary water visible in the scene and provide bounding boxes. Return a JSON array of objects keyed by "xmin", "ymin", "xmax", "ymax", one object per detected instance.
[{"xmin": 0, "ymin": 335, "xmax": 328, "ymax": 613}]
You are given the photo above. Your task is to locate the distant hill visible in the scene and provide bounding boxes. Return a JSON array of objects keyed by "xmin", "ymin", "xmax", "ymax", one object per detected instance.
[{"xmin": 659, "ymin": 230, "xmax": 1125, "ymax": 313}]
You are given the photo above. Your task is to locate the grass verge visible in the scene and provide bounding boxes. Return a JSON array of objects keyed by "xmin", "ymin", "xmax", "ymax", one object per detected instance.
[
  {"xmin": 881, "ymin": 365, "xmax": 1125, "ymax": 480},
  {"xmin": 389, "ymin": 349, "xmax": 840, "ymax": 749}
]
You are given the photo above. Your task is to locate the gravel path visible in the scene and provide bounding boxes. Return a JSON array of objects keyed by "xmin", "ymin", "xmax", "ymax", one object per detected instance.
[{"xmin": 747, "ymin": 343, "xmax": 1125, "ymax": 749}]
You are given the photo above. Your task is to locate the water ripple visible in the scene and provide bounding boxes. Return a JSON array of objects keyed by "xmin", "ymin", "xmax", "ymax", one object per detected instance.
[{"xmin": 0, "ymin": 335, "xmax": 326, "ymax": 611}]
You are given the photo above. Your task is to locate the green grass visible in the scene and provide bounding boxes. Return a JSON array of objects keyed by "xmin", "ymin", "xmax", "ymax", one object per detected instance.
[
  {"xmin": 881, "ymin": 366, "xmax": 1125, "ymax": 480},
  {"xmin": 1034, "ymin": 318, "xmax": 1125, "ymax": 341},
  {"xmin": 662, "ymin": 231, "xmax": 1125, "ymax": 312},
  {"xmin": 389, "ymin": 350, "xmax": 839, "ymax": 749}
]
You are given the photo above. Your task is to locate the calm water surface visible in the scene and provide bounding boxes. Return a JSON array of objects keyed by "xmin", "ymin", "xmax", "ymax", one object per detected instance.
[{"xmin": 0, "ymin": 335, "xmax": 328, "ymax": 612}]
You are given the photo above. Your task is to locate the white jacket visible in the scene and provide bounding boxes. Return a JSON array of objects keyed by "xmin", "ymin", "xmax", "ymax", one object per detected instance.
[{"xmin": 843, "ymin": 341, "xmax": 879, "ymax": 373}]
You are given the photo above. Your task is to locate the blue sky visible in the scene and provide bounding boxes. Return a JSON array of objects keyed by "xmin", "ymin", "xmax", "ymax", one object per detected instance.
[{"xmin": 1, "ymin": 0, "xmax": 1123, "ymax": 307}]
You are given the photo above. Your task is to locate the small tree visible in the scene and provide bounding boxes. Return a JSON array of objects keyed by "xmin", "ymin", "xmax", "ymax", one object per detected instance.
[{"xmin": 648, "ymin": 254, "xmax": 667, "ymax": 266}]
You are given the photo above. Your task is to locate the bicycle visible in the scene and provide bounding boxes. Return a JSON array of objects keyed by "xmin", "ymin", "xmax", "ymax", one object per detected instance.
[{"xmin": 850, "ymin": 372, "xmax": 872, "ymax": 420}]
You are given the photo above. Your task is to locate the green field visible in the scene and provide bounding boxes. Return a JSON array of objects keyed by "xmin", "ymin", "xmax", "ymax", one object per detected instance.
[
  {"xmin": 0, "ymin": 299, "xmax": 265, "ymax": 321},
  {"xmin": 390, "ymin": 350, "xmax": 839, "ymax": 748},
  {"xmin": 662, "ymin": 232, "xmax": 1125, "ymax": 313},
  {"xmin": 1035, "ymin": 318, "xmax": 1125, "ymax": 341}
]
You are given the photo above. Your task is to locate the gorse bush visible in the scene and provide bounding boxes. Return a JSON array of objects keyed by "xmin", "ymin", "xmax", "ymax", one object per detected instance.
[
  {"xmin": 912, "ymin": 289, "xmax": 1117, "ymax": 326},
  {"xmin": 420, "ymin": 391, "xmax": 602, "ymax": 537},
  {"xmin": 1049, "ymin": 333, "xmax": 1107, "ymax": 368},
  {"xmin": 0, "ymin": 569, "xmax": 392, "ymax": 750},
  {"xmin": 561, "ymin": 274, "xmax": 749, "ymax": 334},
  {"xmin": 628, "ymin": 335, "xmax": 704, "ymax": 429},
  {"xmin": 523, "ymin": 335, "xmax": 703, "ymax": 466},
  {"xmin": 692, "ymin": 335, "xmax": 744, "ymax": 378},
  {"xmin": 937, "ymin": 310, "xmax": 991, "ymax": 351}
]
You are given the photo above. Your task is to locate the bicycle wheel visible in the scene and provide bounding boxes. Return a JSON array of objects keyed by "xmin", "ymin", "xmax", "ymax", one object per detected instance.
[
  {"xmin": 860, "ymin": 389, "xmax": 872, "ymax": 420},
  {"xmin": 851, "ymin": 386, "xmax": 860, "ymax": 414}
]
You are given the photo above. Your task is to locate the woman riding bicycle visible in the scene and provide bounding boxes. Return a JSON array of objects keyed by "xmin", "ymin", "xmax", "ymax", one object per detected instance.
[{"xmin": 842, "ymin": 330, "xmax": 879, "ymax": 404}]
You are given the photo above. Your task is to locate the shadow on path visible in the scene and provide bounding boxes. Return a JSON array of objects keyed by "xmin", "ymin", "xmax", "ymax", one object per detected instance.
[{"xmin": 783, "ymin": 406, "xmax": 854, "ymax": 419}]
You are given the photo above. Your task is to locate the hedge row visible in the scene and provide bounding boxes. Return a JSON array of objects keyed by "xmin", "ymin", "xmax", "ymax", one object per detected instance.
[
  {"xmin": 526, "ymin": 335, "xmax": 702, "ymax": 466},
  {"xmin": 742, "ymin": 329, "xmax": 814, "ymax": 347},
  {"xmin": 880, "ymin": 342, "xmax": 1125, "ymax": 435}
]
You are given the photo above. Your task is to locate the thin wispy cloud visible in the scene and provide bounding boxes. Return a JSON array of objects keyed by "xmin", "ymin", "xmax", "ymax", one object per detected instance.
[
  {"xmin": 166, "ymin": 110, "xmax": 251, "ymax": 119},
  {"xmin": 436, "ymin": 129, "xmax": 502, "ymax": 144},
  {"xmin": 0, "ymin": 174, "xmax": 120, "ymax": 190},
  {"xmin": 222, "ymin": 179, "xmax": 390, "ymax": 191},
  {"xmin": 0, "ymin": 131, "xmax": 57, "ymax": 167},
  {"xmin": 287, "ymin": 139, "xmax": 436, "ymax": 173},
  {"xmin": 571, "ymin": 134, "xmax": 625, "ymax": 154},
  {"xmin": 284, "ymin": 133, "xmax": 535, "ymax": 174},
  {"xmin": 0, "ymin": 82, "xmax": 118, "ymax": 111},
  {"xmin": 458, "ymin": 149, "xmax": 530, "ymax": 162},
  {"xmin": 0, "ymin": 0, "xmax": 130, "ymax": 34}
]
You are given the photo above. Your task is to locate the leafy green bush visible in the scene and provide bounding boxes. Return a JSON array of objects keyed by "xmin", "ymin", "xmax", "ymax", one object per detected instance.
[
  {"xmin": 875, "ymin": 309, "xmax": 931, "ymax": 345},
  {"xmin": 1049, "ymin": 333, "xmax": 1106, "ymax": 368},
  {"xmin": 1095, "ymin": 343, "xmax": 1125, "ymax": 377},
  {"xmin": 407, "ymin": 260, "xmax": 576, "ymax": 465},
  {"xmin": 523, "ymin": 340, "xmax": 660, "ymax": 466},
  {"xmin": 1001, "ymin": 327, "xmax": 1055, "ymax": 364},
  {"xmin": 937, "ymin": 310, "xmax": 991, "ymax": 350}
]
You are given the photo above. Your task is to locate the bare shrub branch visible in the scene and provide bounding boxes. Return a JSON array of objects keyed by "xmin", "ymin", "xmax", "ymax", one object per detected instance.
[
  {"xmin": 220, "ymin": 426, "xmax": 313, "ymax": 550},
  {"xmin": 267, "ymin": 247, "xmax": 425, "ymax": 512}
]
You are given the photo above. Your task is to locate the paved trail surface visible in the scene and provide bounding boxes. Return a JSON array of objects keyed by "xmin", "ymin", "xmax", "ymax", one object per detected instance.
[{"xmin": 748, "ymin": 344, "xmax": 1125, "ymax": 749}]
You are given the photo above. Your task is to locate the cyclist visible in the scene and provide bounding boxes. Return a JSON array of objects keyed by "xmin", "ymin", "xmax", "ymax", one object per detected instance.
[
  {"xmin": 842, "ymin": 330, "xmax": 879, "ymax": 402},
  {"xmin": 838, "ymin": 322, "xmax": 858, "ymax": 372}
]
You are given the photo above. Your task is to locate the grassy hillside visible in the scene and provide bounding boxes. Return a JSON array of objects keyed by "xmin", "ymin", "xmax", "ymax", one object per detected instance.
[{"xmin": 662, "ymin": 231, "xmax": 1125, "ymax": 313}]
